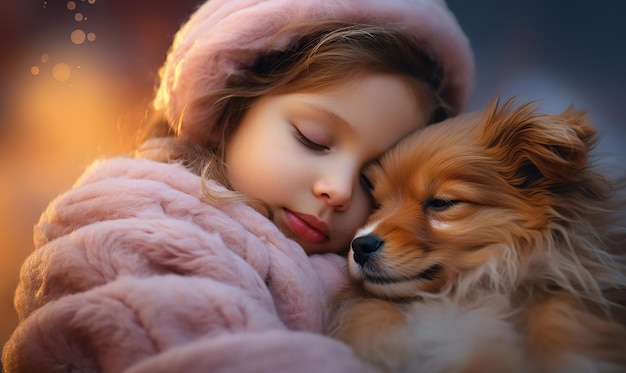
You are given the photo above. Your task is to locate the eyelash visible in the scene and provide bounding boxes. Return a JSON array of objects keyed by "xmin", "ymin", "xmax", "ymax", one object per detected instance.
[
  {"xmin": 424, "ymin": 198, "xmax": 459, "ymax": 212},
  {"xmin": 360, "ymin": 173, "xmax": 374, "ymax": 192},
  {"xmin": 294, "ymin": 128, "xmax": 329, "ymax": 152}
]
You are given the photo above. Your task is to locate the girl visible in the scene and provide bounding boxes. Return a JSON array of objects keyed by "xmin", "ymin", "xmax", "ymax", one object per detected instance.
[{"xmin": 2, "ymin": 0, "xmax": 473, "ymax": 372}]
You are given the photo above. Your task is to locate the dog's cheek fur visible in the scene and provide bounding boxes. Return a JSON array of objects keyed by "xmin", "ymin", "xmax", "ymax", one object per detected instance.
[
  {"xmin": 370, "ymin": 200, "xmax": 534, "ymax": 295},
  {"xmin": 369, "ymin": 221, "xmax": 450, "ymax": 293}
]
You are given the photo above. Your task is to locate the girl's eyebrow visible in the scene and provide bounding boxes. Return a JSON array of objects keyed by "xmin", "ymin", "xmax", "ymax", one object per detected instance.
[{"xmin": 303, "ymin": 102, "xmax": 350, "ymax": 129}]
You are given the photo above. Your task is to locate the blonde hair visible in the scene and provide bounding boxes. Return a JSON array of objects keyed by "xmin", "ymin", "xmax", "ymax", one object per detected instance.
[{"xmin": 139, "ymin": 22, "xmax": 450, "ymax": 214}]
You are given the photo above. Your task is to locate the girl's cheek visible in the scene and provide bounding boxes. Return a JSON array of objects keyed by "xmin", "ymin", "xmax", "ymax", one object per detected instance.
[{"xmin": 351, "ymin": 191, "xmax": 376, "ymax": 227}]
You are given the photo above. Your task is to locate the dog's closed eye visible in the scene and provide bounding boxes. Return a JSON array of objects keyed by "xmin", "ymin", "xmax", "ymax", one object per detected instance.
[{"xmin": 424, "ymin": 198, "xmax": 458, "ymax": 212}]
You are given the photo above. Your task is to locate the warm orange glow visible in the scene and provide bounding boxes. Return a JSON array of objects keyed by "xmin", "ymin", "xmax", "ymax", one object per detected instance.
[
  {"xmin": 0, "ymin": 0, "xmax": 212, "ymax": 354},
  {"xmin": 1, "ymin": 8, "xmax": 145, "ymax": 350},
  {"xmin": 0, "ymin": 60, "xmax": 143, "ymax": 351}
]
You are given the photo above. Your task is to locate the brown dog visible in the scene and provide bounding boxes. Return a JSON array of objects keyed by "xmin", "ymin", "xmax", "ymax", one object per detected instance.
[{"xmin": 328, "ymin": 99, "xmax": 626, "ymax": 373}]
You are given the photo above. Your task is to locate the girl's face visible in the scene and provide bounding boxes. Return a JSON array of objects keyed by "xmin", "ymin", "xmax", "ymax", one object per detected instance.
[{"xmin": 225, "ymin": 74, "xmax": 428, "ymax": 255}]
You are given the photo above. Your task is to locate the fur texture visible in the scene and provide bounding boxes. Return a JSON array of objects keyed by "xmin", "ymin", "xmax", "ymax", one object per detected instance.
[
  {"xmin": 328, "ymin": 99, "xmax": 626, "ymax": 373},
  {"xmin": 2, "ymin": 157, "xmax": 375, "ymax": 373}
]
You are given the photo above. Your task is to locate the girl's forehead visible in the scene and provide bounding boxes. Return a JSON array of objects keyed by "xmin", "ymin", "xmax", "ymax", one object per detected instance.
[{"xmin": 284, "ymin": 74, "xmax": 426, "ymax": 150}]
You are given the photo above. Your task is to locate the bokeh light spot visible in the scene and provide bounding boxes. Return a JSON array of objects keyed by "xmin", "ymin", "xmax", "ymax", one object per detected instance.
[
  {"xmin": 67, "ymin": 1, "xmax": 76, "ymax": 10},
  {"xmin": 71, "ymin": 29, "xmax": 86, "ymax": 45},
  {"xmin": 75, "ymin": 13, "xmax": 84, "ymax": 22},
  {"xmin": 41, "ymin": 54, "xmax": 49, "ymax": 63},
  {"xmin": 52, "ymin": 63, "xmax": 71, "ymax": 82},
  {"xmin": 31, "ymin": 66, "xmax": 40, "ymax": 76},
  {"xmin": 87, "ymin": 33, "xmax": 96, "ymax": 42},
  {"xmin": 88, "ymin": 0, "xmax": 96, "ymax": 3}
]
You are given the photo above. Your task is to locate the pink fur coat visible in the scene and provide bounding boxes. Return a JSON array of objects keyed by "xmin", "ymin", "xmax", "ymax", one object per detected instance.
[{"xmin": 2, "ymin": 157, "xmax": 375, "ymax": 373}]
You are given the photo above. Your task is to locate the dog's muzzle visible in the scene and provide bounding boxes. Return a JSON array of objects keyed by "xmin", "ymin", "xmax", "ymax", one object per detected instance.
[{"xmin": 351, "ymin": 235, "xmax": 384, "ymax": 265}]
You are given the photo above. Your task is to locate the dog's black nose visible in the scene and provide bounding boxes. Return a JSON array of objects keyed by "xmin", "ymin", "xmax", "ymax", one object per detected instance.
[{"xmin": 351, "ymin": 235, "xmax": 383, "ymax": 265}]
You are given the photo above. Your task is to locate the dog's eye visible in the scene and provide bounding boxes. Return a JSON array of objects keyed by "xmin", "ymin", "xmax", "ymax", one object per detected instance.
[{"xmin": 424, "ymin": 198, "xmax": 457, "ymax": 212}]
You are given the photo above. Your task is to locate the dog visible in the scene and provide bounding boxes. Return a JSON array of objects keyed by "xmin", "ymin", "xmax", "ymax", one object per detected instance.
[{"xmin": 328, "ymin": 99, "xmax": 626, "ymax": 373}]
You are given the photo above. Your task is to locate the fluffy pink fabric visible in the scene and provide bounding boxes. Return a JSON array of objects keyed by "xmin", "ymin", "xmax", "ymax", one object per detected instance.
[
  {"xmin": 154, "ymin": 0, "xmax": 474, "ymax": 145},
  {"xmin": 2, "ymin": 157, "xmax": 375, "ymax": 373}
]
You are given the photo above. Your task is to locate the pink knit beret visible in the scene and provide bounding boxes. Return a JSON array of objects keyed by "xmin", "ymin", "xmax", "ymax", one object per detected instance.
[{"xmin": 153, "ymin": 0, "xmax": 475, "ymax": 145}]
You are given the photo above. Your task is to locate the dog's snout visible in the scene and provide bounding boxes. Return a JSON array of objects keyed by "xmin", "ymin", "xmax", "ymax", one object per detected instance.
[{"xmin": 351, "ymin": 235, "xmax": 383, "ymax": 265}]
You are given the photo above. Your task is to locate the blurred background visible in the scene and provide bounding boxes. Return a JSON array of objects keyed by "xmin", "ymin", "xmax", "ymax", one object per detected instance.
[{"xmin": 1, "ymin": 0, "xmax": 625, "ymax": 350}]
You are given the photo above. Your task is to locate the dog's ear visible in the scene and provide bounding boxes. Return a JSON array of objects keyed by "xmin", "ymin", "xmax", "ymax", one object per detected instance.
[{"xmin": 479, "ymin": 98, "xmax": 598, "ymax": 190}]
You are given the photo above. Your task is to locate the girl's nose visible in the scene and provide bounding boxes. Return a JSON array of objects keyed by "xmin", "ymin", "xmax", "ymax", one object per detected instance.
[{"xmin": 313, "ymin": 171, "xmax": 354, "ymax": 211}]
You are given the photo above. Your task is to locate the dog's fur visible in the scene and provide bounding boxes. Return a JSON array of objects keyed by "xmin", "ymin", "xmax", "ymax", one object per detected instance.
[{"xmin": 328, "ymin": 99, "xmax": 626, "ymax": 373}]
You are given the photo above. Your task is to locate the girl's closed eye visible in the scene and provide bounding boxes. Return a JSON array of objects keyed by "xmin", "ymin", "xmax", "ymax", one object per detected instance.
[
  {"xmin": 293, "ymin": 126, "xmax": 330, "ymax": 152},
  {"xmin": 359, "ymin": 173, "xmax": 380, "ymax": 209},
  {"xmin": 359, "ymin": 173, "xmax": 374, "ymax": 192}
]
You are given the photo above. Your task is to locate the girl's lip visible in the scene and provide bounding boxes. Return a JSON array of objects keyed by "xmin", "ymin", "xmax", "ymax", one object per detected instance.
[{"xmin": 283, "ymin": 209, "xmax": 329, "ymax": 244}]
